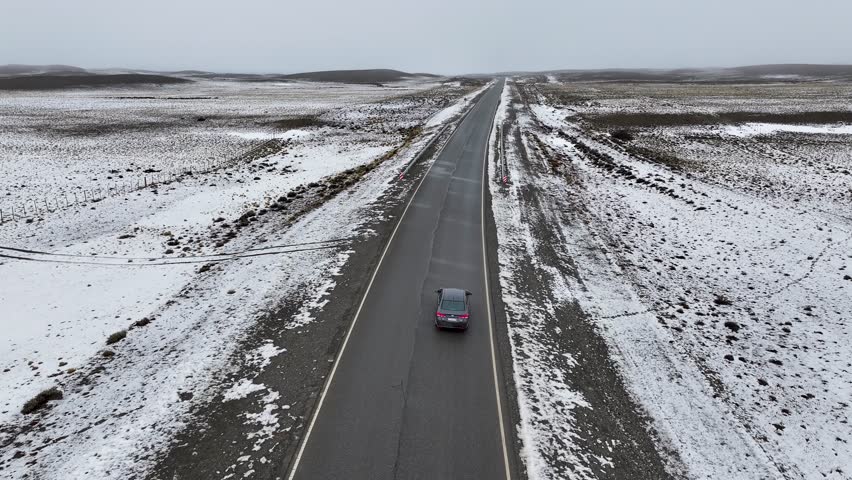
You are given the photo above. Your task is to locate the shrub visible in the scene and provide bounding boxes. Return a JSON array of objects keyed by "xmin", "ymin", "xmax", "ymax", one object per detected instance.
[
  {"xmin": 714, "ymin": 295, "xmax": 733, "ymax": 306},
  {"xmin": 611, "ymin": 129, "xmax": 634, "ymax": 142},
  {"xmin": 106, "ymin": 329, "xmax": 127, "ymax": 345},
  {"xmin": 21, "ymin": 387, "xmax": 62, "ymax": 414},
  {"xmin": 131, "ymin": 317, "xmax": 151, "ymax": 328}
]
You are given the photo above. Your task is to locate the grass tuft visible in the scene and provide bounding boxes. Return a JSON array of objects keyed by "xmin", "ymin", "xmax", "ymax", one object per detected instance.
[{"xmin": 714, "ymin": 295, "xmax": 734, "ymax": 306}]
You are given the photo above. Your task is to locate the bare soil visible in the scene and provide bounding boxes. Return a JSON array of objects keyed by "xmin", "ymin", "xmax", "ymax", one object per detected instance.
[
  {"xmin": 0, "ymin": 74, "xmax": 191, "ymax": 90},
  {"xmin": 586, "ymin": 110, "xmax": 852, "ymax": 128}
]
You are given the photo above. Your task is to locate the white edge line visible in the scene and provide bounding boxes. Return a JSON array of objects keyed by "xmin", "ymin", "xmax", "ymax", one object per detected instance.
[
  {"xmin": 286, "ymin": 89, "xmax": 486, "ymax": 480},
  {"xmin": 482, "ymin": 79, "xmax": 513, "ymax": 480}
]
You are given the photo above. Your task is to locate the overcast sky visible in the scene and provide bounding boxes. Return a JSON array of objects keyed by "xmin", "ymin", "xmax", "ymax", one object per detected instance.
[{"xmin": 3, "ymin": 0, "xmax": 850, "ymax": 74}]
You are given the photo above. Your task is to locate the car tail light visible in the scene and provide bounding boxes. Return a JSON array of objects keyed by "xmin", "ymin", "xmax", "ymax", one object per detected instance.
[
  {"xmin": 458, "ymin": 314, "xmax": 469, "ymax": 319},
  {"xmin": 436, "ymin": 313, "xmax": 447, "ymax": 317}
]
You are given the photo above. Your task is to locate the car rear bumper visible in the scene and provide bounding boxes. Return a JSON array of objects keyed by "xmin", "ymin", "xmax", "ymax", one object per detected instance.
[{"xmin": 436, "ymin": 318, "xmax": 468, "ymax": 330}]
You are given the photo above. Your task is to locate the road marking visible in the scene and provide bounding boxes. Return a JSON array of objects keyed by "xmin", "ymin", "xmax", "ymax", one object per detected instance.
[
  {"xmin": 481, "ymin": 81, "xmax": 513, "ymax": 480},
  {"xmin": 286, "ymin": 93, "xmax": 482, "ymax": 480}
]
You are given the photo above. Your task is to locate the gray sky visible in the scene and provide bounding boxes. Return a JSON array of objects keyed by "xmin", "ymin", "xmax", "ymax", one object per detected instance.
[{"xmin": 3, "ymin": 0, "xmax": 850, "ymax": 74}]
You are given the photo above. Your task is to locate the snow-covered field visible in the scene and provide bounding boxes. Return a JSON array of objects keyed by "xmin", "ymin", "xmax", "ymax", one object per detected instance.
[
  {"xmin": 0, "ymin": 78, "xmax": 464, "ymax": 217},
  {"xmin": 490, "ymin": 79, "xmax": 852, "ymax": 478},
  {"xmin": 0, "ymin": 78, "xmax": 485, "ymax": 477}
]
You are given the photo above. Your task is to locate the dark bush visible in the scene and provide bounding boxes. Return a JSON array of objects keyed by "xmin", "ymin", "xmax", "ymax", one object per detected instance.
[
  {"xmin": 611, "ymin": 129, "xmax": 634, "ymax": 142},
  {"xmin": 131, "ymin": 317, "xmax": 152, "ymax": 328},
  {"xmin": 21, "ymin": 387, "xmax": 62, "ymax": 414},
  {"xmin": 714, "ymin": 295, "xmax": 733, "ymax": 306},
  {"xmin": 106, "ymin": 329, "xmax": 127, "ymax": 345}
]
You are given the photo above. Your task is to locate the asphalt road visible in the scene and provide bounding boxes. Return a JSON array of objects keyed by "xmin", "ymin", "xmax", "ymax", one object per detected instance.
[{"xmin": 289, "ymin": 81, "xmax": 509, "ymax": 480}]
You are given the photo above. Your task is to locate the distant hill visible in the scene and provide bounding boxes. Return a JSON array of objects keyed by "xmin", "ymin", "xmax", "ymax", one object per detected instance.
[
  {"xmin": 728, "ymin": 64, "xmax": 852, "ymax": 77},
  {"xmin": 281, "ymin": 69, "xmax": 438, "ymax": 84},
  {"xmin": 0, "ymin": 73, "xmax": 192, "ymax": 90},
  {"xmin": 544, "ymin": 64, "xmax": 852, "ymax": 83},
  {"xmin": 0, "ymin": 64, "xmax": 88, "ymax": 76}
]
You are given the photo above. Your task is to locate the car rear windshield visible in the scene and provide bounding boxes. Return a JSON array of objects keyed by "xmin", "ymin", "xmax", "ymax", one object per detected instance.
[{"xmin": 441, "ymin": 300, "xmax": 466, "ymax": 312}]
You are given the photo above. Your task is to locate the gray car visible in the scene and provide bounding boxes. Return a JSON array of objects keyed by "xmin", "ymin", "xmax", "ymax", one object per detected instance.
[{"xmin": 434, "ymin": 288, "xmax": 472, "ymax": 330}]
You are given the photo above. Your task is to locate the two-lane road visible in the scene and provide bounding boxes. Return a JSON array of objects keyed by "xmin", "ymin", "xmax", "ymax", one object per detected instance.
[{"xmin": 288, "ymin": 80, "xmax": 509, "ymax": 480}]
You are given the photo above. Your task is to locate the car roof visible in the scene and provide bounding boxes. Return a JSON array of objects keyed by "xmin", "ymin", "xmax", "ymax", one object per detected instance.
[{"xmin": 441, "ymin": 288, "xmax": 467, "ymax": 301}]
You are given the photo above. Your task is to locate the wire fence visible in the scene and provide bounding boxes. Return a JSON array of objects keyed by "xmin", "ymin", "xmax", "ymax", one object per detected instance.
[{"xmin": 0, "ymin": 138, "xmax": 284, "ymax": 226}]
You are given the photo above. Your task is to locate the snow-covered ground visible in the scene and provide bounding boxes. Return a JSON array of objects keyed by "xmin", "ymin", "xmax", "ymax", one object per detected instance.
[
  {"xmin": 0, "ymin": 78, "xmax": 484, "ymax": 477},
  {"xmin": 0, "ymin": 78, "xmax": 462, "ymax": 215},
  {"xmin": 719, "ymin": 122, "xmax": 852, "ymax": 137},
  {"xmin": 490, "ymin": 79, "xmax": 852, "ymax": 479}
]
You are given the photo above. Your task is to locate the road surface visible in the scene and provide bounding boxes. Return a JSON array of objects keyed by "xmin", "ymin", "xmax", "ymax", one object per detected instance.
[{"xmin": 288, "ymin": 80, "xmax": 510, "ymax": 479}]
